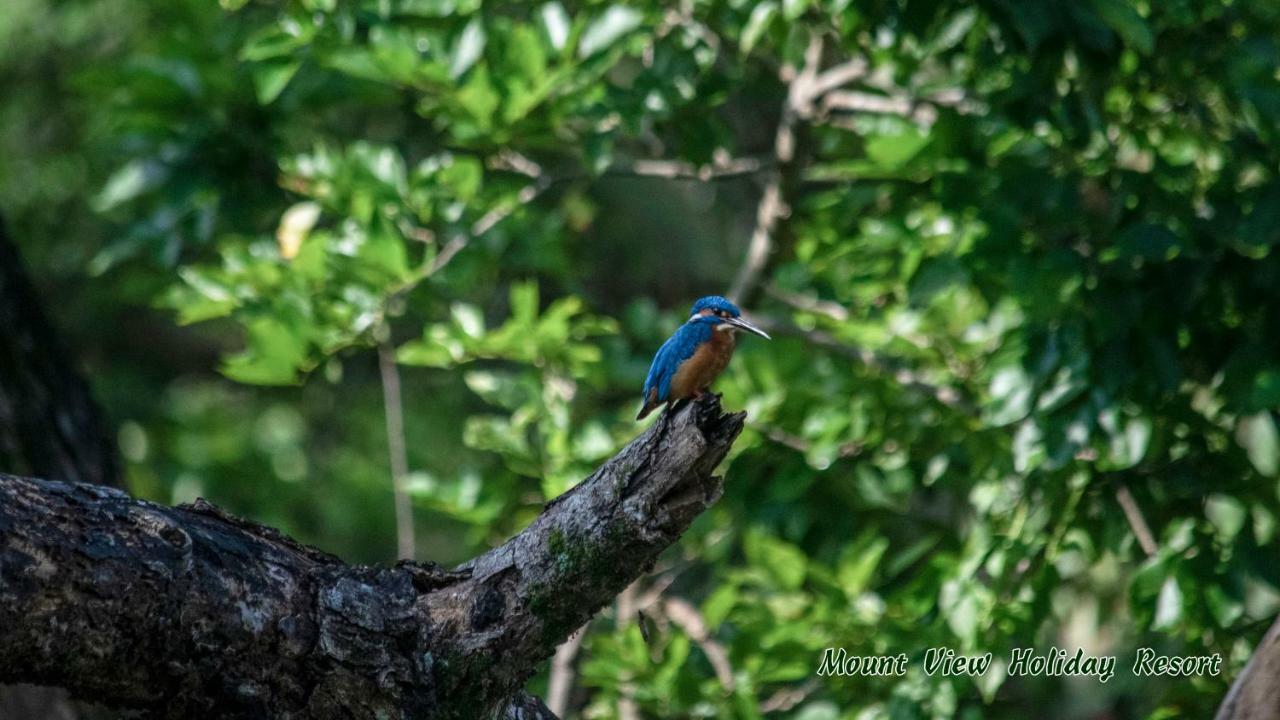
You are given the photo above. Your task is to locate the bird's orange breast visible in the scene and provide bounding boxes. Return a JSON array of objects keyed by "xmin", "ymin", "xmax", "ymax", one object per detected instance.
[{"xmin": 669, "ymin": 330, "xmax": 736, "ymax": 400}]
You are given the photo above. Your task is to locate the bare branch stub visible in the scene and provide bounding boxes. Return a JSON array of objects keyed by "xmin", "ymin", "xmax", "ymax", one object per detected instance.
[{"xmin": 0, "ymin": 393, "xmax": 743, "ymax": 719}]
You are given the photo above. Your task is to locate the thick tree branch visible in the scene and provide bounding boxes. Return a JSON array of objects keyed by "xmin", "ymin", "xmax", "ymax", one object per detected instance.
[{"xmin": 0, "ymin": 394, "xmax": 743, "ymax": 718}]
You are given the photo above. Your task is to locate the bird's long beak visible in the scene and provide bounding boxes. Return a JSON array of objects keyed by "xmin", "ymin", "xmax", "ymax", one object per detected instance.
[{"xmin": 728, "ymin": 315, "xmax": 771, "ymax": 339}]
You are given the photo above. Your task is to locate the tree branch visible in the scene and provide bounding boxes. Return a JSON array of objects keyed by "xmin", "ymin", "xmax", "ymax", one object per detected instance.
[
  {"xmin": 663, "ymin": 597, "xmax": 734, "ymax": 692},
  {"xmin": 0, "ymin": 394, "xmax": 743, "ymax": 718},
  {"xmin": 728, "ymin": 31, "xmax": 824, "ymax": 305},
  {"xmin": 1114, "ymin": 482, "xmax": 1158, "ymax": 557},
  {"xmin": 603, "ymin": 156, "xmax": 768, "ymax": 182},
  {"xmin": 1216, "ymin": 616, "xmax": 1280, "ymax": 720}
]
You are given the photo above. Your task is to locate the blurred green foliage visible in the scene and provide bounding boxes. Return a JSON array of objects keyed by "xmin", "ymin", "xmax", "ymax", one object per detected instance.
[{"xmin": 5, "ymin": 0, "xmax": 1280, "ymax": 718}]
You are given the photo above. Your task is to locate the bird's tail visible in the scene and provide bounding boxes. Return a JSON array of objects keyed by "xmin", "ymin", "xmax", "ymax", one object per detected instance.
[{"xmin": 636, "ymin": 401, "xmax": 658, "ymax": 420}]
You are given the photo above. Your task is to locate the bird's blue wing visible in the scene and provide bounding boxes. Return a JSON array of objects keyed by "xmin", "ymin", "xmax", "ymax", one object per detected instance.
[{"xmin": 642, "ymin": 323, "xmax": 709, "ymax": 402}]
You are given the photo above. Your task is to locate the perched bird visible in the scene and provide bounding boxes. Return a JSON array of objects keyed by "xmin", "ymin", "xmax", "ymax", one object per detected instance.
[{"xmin": 637, "ymin": 295, "xmax": 770, "ymax": 420}]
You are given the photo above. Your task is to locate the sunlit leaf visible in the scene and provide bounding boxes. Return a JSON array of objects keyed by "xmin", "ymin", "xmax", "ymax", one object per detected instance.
[{"xmin": 577, "ymin": 6, "xmax": 643, "ymax": 58}]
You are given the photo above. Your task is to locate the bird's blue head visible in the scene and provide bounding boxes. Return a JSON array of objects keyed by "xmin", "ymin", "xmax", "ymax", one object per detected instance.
[
  {"xmin": 689, "ymin": 295, "xmax": 741, "ymax": 318},
  {"xmin": 687, "ymin": 295, "xmax": 770, "ymax": 338}
]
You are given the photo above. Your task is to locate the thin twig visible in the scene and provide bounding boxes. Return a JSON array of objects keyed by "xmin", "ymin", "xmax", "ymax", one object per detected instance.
[
  {"xmin": 605, "ymin": 156, "xmax": 768, "ymax": 181},
  {"xmin": 491, "ymin": 148, "xmax": 771, "ymax": 185},
  {"xmin": 430, "ymin": 179, "xmax": 553, "ymax": 277},
  {"xmin": 546, "ymin": 624, "xmax": 587, "ymax": 717},
  {"xmin": 490, "ymin": 149, "xmax": 544, "ymax": 179},
  {"xmin": 753, "ymin": 422, "xmax": 865, "ymax": 460},
  {"xmin": 368, "ymin": 168, "xmax": 556, "ymax": 561},
  {"xmin": 809, "ymin": 57, "xmax": 870, "ymax": 98},
  {"xmin": 822, "ymin": 85, "xmax": 981, "ymax": 129},
  {"xmin": 729, "ymin": 181, "xmax": 785, "ymax": 304},
  {"xmin": 824, "ymin": 89, "xmax": 938, "ymax": 125},
  {"xmin": 663, "ymin": 597, "xmax": 736, "ymax": 692},
  {"xmin": 754, "ymin": 315, "xmax": 975, "ymax": 414},
  {"xmin": 760, "ymin": 679, "xmax": 820, "ymax": 713},
  {"xmin": 1115, "ymin": 483, "xmax": 1158, "ymax": 557},
  {"xmin": 764, "ymin": 283, "xmax": 850, "ymax": 321},
  {"xmin": 616, "ymin": 582, "xmax": 641, "ymax": 720},
  {"xmin": 378, "ymin": 341, "xmax": 415, "ymax": 561},
  {"xmin": 634, "ymin": 573, "xmax": 677, "ymax": 611}
]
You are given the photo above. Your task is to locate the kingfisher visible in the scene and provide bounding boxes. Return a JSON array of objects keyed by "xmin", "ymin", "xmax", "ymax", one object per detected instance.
[{"xmin": 636, "ymin": 295, "xmax": 770, "ymax": 420}]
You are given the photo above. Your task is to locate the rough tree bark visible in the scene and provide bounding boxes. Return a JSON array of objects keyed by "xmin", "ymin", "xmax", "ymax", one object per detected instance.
[
  {"xmin": 1215, "ymin": 617, "xmax": 1280, "ymax": 720},
  {"xmin": 0, "ymin": 394, "xmax": 744, "ymax": 719}
]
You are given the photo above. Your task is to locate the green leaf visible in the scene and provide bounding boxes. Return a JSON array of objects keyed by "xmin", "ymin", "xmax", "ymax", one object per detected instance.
[
  {"xmin": 439, "ymin": 156, "xmax": 483, "ymax": 200},
  {"xmin": 782, "ymin": 0, "xmax": 811, "ymax": 21},
  {"xmin": 1249, "ymin": 368, "xmax": 1280, "ymax": 409},
  {"xmin": 702, "ymin": 583, "xmax": 739, "ymax": 627},
  {"xmin": 743, "ymin": 529, "xmax": 807, "ymax": 589},
  {"xmin": 1088, "ymin": 0, "xmax": 1154, "ymax": 55},
  {"xmin": 357, "ymin": 228, "xmax": 408, "ymax": 277},
  {"xmin": 252, "ymin": 59, "xmax": 301, "ymax": 105},
  {"xmin": 1206, "ymin": 494, "xmax": 1246, "ymax": 540},
  {"xmin": 932, "ymin": 8, "xmax": 978, "ymax": 52},
  {"xmin": 241, "ymin": 26, "xmax": 311, "ymax": 62},
  {"xmin": 985, "ymin": 365, "xmax": 1034, "ymax": 426},
  {"xmin": 1012, "ymin": 419, "xmax": 1044, "ymax": 473},
  {"xmin": 510, "ymin": 281, "xmax": 539, "ymax": 324},
  {"xmin": 577, "ymin": 6, "xmax": 643, "ymax": 58},
  {"xmin": 1151, "ymin": 576, "xmax": 1183, "ymax": 630},
  {"xmin": 452, "ymin": 303, "xmax": 486, "ymax": 338},
  {"xmin": 939, "ymin": 579, "xmax": 982, "ymax": 643},
  {"xmin": 93, "ymin": 160, "xmax": 167, "ymax": 212},
  {"xmin": 405, "ymin": 470, "xmax": 502, "ymax": 525},
  {"xmin": 1206, "ymin": 583, "xmax": 1244, "ymax": 628},
  {"xmin": 221, "ymin": 316, "xmax": 309, "ymax": 385},
  {"xmin": 396, "ymin": 339, "xmax": 456, "ymax": 367},
  {"xmin": 463, "ymin": 415, "xmax": 532, "ymax": 460},
  {"xmin": 1237, "ymin": 412, "xmax": 1280, "ymax": 477},
  {"xmin": 741, "ymin": 2, "xmax": 778, "ymax": 55},
  {"xmin": 836, "ymin": 534, "xmax": 888, "ymax": 596},
  {"xmin": 865, "ymin": 127, "xmax": 931, "ymax": 169},
  {"xmin": 455, "ymin": 64, "xmax": 500, "ymax": 127},
  {"xmin": 540, "ymin": 2, "xmax": 570, "ymax": 51},
  {"xmin": 449, "ymin": 18, "xmax": 487, "ymax": 78}
]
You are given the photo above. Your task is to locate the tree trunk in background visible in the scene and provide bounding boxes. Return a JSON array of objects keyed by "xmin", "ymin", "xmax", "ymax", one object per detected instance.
[
  {"xmin": 0, "ymin": 217, "xmax": 119, "ymax": 488},
  {"xmin": 0, "ymin": 215, "xmax": 121, "ymax": 719}
]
